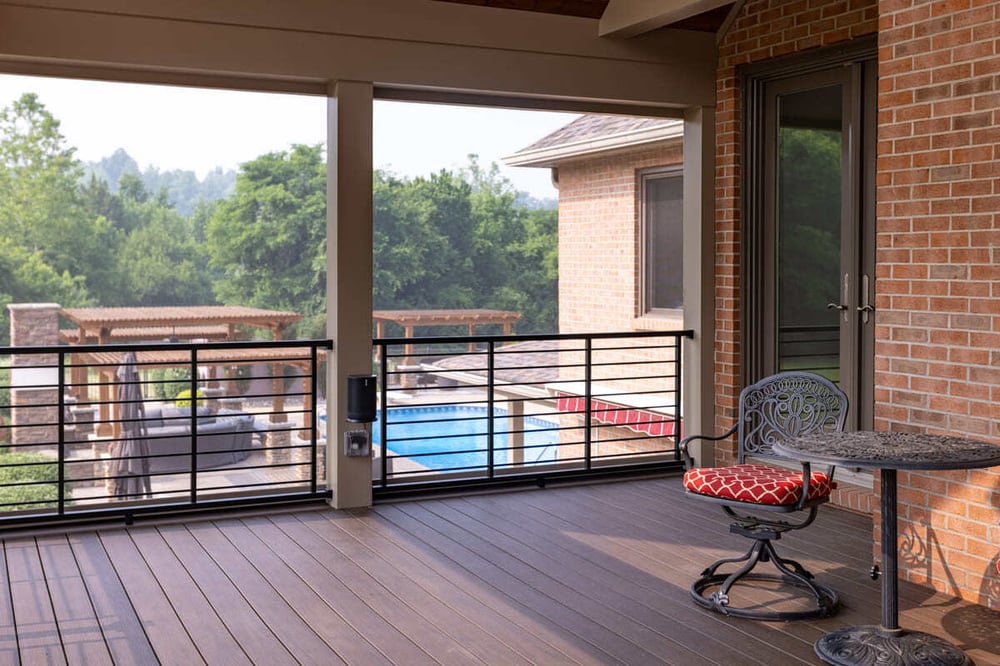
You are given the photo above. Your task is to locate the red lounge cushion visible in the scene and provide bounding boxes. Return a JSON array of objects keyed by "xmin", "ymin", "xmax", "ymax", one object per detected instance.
[{"xmin": 683, "ymin": 463, "xmax": 833, "ymax": 506}]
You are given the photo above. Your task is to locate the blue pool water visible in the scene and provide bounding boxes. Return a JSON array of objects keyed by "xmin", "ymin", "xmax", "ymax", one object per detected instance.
[{"xmin": 372, "ymin": 405, "xmax": 559, "ymax": 472}]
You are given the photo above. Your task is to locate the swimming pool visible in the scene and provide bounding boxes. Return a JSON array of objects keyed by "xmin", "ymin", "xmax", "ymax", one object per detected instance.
[{"xmin": 372, "ymin": 405, "xmax": 559, "ymax": 472}]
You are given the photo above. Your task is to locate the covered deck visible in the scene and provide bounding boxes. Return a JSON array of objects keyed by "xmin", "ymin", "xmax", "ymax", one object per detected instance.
[{"xmin": 2, "ymin": 477, "xmax": 995, "ymax": 665}]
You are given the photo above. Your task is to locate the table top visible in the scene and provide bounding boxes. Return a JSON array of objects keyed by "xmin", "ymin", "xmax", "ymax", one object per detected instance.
[{"xmin": 774, "ymin": 430, "xmax": 1000, "ymax": 471}]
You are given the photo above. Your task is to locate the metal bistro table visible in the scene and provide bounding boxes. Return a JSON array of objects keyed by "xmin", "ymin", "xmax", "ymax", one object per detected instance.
[{"xmin": 773, "ymin": 431, "xmax": 1000, "ymax": 666}]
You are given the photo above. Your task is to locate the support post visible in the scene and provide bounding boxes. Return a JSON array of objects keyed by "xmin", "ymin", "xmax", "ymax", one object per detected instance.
[{"xmin": 327, "ymin": 80, "xmax": 374, "ymax": 509}]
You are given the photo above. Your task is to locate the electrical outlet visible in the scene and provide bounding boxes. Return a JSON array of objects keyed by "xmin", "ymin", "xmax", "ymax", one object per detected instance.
[{"xmin": 344, "ymin": 429, "xmax": 370, "ymax": 457}]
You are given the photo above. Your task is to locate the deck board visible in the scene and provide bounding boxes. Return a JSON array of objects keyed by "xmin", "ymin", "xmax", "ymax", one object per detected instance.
[
  {"xmin": 36, "ymin": 535, "xmax": 112, "ymax": 666},
  {"xmin": 0, "ymin": 476, "xmax": 997, "ymax": 665},
  {"xmin": 67, "ymin": 533, "xmax": 157, "ymax": 666},
  {"xmin": 6, "ymin": 537, "xmax": 65, "ymax": 664}
]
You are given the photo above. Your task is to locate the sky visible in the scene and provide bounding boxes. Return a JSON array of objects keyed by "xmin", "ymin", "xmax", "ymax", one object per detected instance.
[{"xmin": 0, "ymin": 74, "xmax": 577, "ymax": 200}]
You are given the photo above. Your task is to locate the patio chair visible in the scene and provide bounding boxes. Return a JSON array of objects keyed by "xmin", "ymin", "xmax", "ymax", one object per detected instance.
[{"xmin": 679, "ymin": 371, "xmax": 847, "ymax": 621}]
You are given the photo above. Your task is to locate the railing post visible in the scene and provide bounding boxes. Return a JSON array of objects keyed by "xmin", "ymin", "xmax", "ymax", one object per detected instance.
[
  {"xmin": 58, "ymin": 351, "xmax": 66, "ymax": 516},
  {"xmin": 584, "ymin": 336, "xmax": 592, "ymax": 471},
  {"xmin": 309, "ymin": 344, "xmax": 319, "ymax": 494},
  {"xmin": 189, "ymin": 347, "xmax": 198, "ymax": 504},
  {"xmin": 378, "ymin": 342, "xmax": 389, "ymax": 487},
  {"xmin": 487, "ymin": 341, "xmax": 495, "ymax": 479}
]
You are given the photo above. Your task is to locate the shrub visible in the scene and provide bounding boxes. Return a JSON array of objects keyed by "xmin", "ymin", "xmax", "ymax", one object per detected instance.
[
  {"xmin": 148, "ymin": 367, "xmax": 192, "ymax": 401},
  {"xmin": 174, "ymin": 388, "xmax": 206, "ymax": 408},
  {"xmin": 0, "ymin": 452, "xmax": 63, "ymax": 510}
]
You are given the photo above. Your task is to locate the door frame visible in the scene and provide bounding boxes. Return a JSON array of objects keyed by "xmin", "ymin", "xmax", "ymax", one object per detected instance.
[{"xmin": 741, "ymin": 37, "xmax": 877, "ymax": 430}]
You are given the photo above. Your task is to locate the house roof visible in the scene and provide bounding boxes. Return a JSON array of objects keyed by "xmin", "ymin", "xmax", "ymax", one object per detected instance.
[{"xmin": 503, "ymin": 114, "xmax": 683, "ymax": 168}]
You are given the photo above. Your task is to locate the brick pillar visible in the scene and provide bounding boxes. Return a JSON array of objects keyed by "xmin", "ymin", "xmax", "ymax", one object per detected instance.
[{"xmin": 7, "ymin": 303, "xmax": 61, "ymax": 449}]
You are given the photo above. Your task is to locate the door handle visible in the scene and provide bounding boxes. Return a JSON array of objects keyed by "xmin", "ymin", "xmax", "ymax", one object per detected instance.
[
  {"xmin": 826, "ymin": 303, "xmax": 847, "ymax": 311},
  {"xmin": 857, "ymin": 274, "xmax": 873, "ymax": 323}
]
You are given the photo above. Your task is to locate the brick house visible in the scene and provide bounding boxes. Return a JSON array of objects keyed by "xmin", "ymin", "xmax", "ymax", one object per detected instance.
[{"xmin": 1, "ymin": 0, "xmax": 998, "ymax": 610}]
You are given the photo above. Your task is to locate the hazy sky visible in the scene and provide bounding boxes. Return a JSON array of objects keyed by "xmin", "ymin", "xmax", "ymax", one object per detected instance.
[{"xmin": 0, "ymin": 74, "xmax": 576, "ymax": 199}]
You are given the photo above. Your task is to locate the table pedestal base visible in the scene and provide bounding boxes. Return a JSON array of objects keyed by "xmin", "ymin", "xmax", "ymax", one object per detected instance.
[{"xmin": 815, "ymin": 626, "xmax": 972, "ymax": 666}]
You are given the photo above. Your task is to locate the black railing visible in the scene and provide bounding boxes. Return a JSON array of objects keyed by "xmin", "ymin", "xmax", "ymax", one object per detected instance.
[
  {"xmin": 372, "ymin": 330, "xmax": 692, "ymax": 499},
  {"xmin": 0, "ymin": 339, "xmax": 331, "ymax": 528}
]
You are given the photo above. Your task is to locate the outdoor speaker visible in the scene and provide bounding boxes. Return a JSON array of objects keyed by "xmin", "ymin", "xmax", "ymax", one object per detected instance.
[{"xmin": 346, "ymin": 374, "xmax": 377, "ymax": 423}]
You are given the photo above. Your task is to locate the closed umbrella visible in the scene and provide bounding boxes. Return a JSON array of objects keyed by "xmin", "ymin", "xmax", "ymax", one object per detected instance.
[{"xmin": 108, "ymin": 351, "xmax": 152, "ymax": 499}]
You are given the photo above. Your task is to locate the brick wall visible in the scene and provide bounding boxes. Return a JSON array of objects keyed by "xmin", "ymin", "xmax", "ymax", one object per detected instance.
[
  {"xmin": 715, "ymin": 0, "xmax": 999, "ymax": 607},
  {"xmin": 877, "ymin": 0, "xmax": 1000, "ymax": 608},
  {"xmin": 715, "ymin": 0, "xmax": 879, "ymax": 463},
  {"xmin": 557, "ymin": 144, "xmax": 683, "ymax": 335}
]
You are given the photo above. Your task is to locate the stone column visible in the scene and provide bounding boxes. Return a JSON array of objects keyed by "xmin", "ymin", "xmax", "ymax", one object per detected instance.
[{"xmin": 8, "ymin": 303, "xmax": 61, "ymax": 450}]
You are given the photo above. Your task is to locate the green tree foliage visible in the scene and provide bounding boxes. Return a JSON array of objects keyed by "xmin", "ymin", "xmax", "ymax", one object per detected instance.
[
  {"xmin": 114, "ymin": 179, "xmax": 216, "ymax": 306},
  {"xmin": 84, "ymin": 148, "xmax": 236, "ymax": 217},
  {"xmin": 0, "ymin": 94, "xmax": 95, "ymax": 341},
  {"xmin": 2, "ymin": 93, "xmax": 559, "ymax": 345},
  {"xmin": 374, "ymin": 156, "xmax": 557, "ymax": 334},
  {"xmin": 206, "ymin": 144, "xmax": 327, "ymax": 338}
]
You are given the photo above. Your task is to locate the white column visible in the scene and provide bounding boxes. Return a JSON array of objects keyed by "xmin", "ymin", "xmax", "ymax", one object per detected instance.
[
  {"xmin": 327, "ymin": 80, "xmax": 374, "ymax": 508},
  {"xmin": 682, "ymin": 105, "xmax": 716, "ymax": 467}
]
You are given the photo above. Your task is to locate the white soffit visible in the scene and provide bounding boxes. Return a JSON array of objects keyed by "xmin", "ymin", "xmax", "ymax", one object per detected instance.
[{"xmin": 599, "ymin": 0, "xmax": 735, "ymax": 38}]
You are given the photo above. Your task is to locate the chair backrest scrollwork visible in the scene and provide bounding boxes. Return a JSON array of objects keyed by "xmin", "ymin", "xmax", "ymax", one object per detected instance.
[{"xmin": 737, "ymin": 371, "xmax": 848, "ymax": 464}]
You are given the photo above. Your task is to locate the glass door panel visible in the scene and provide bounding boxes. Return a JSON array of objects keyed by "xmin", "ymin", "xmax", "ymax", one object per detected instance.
[{"xmin": 776, "ymin": 85, "xmax": 843, "ymax": 382}]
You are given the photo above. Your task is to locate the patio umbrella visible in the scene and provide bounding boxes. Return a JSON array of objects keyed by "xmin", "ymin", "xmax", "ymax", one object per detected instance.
[{"xmin": 108, "ymin": 351, "xmax": 152, "ymax": 499}]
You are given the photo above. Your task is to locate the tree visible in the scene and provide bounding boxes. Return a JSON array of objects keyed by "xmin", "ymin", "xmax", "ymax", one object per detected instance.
[
  {"xmin": 373, "ymin": 156, "xmax": 558, "ymax": 334},
  {"xmin": 0, "ymin": 93, "xmax": 100, "ymax": 339},
  {"xmin": 0, "ymin": 237, "xmax": 89, "ymax": 344},
  {"xmin": 0, "ymin": 93, "xmax": 107, "ymax": 279},
  {"xmin": 205, "ymin": 144, "xmax": 327, "ymax": 338}
]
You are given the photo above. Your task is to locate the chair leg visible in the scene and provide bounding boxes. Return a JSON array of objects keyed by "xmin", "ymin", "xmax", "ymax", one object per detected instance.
[{"xmin": 691, "ymin": 537, "xmax": 840, "ymax": 622}]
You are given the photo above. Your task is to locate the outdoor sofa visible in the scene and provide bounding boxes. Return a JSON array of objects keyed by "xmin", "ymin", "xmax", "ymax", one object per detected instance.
[{"xmin": 142, "ymin": 404, "xmax": 258, "ymax": 474}]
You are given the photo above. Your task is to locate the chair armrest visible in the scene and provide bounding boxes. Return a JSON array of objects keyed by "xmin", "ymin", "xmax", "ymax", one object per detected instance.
[{"xmin": 678, "ymin": 423, "xmax": 738, "ymax": 470}]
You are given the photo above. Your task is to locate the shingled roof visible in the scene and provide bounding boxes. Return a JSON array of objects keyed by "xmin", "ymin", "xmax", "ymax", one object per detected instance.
[{"xmin": 504, "ymin": 113, "xmax": 683, "ymax": 168}]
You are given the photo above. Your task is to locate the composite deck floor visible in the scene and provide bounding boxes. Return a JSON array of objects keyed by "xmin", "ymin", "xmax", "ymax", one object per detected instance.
[{"xmin": 0, "ymin": 476, "xmax": 997, "ymax": 665}]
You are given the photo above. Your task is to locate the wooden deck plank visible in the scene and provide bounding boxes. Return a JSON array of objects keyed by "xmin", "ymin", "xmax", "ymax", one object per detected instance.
[
  {"xmin": 461, "ymin": 491, "xmax": 813, "ymax": 665},
  {"xmin": 67, "ymin": 533, "xmax": 158, "ymax": 666},
  {"xmin": 101, "ymin": 528, "xmax": 230, "ymax": 665},
  {"xmin": 242, "ymin": 515, "xmax": 437, "ymax": 665},
  {"xmin": 35, "ymin": 536, "xmax": 112, "ymax": 666},
  {"xmin": 269, "ymin": 513, "xmax": 484, "ymax": 665},
  {"xmin": 5, "ymin": 537, "xmax": 65, "ymax": 664},
  {"xmin": 415, "ymin": 497, "xmax": 726, "ymax": 665},
  {"xmin": 1, "ymin": 476, "xmax": 996, "ymax": 665},
  {"xmin": 0, "ymin": 536, "xmax": 21, "ymax": 665},
  {"xmin": 336, "ymin": 507, "xmax": 585, "ymax": 665},
  {"xmin": 522, "ymin": 480, "xmax": 866, "ymax": 656},
  {"xmin": 386, "ymin": 500, "xmax": 677, "ymax": 664},
  {"xmin": 371, "ymin": 501, "xmax": 624, "ymax": 664},
  {"xmin": 297, "ymin": 509, "xmax": 534, "ymax": 666},
  {"xmin": 155, "ymin": 525, "xmax": 295, "ymax": 664},
  {"xmin": 214, "ymin": 518, "xmax": 389, "ymax": 665},
  {"xmin": 185, "ymin": 520, "xmax": 345, "ymax": 665}
]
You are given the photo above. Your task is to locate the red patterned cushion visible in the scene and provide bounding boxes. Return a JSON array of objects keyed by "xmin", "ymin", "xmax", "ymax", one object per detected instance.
[{"xmin": 683, "ymin": 463, "xmax": 833, "ymax": 506}]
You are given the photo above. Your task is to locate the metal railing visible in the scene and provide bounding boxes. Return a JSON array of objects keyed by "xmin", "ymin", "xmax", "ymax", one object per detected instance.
[
  {"xmin": 0, "ymin": 339, "xmax": 332, "ymax": 528},
  {"xmin": 372, "ymin": 330, "xmax": 692, "ymax": 499}
]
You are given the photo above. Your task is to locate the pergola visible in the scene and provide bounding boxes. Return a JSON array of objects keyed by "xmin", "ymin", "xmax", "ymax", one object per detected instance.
[
  {"xmin": 60, "ymin": 306, "xmax": 304, "ymax": 436},
  {"xmin": 373, "ymin": 308, "xmax": 522, "ymax": 359},
  {"xmin": 60, "ymin": 306, "xmax": 302, "ymax": 344}
]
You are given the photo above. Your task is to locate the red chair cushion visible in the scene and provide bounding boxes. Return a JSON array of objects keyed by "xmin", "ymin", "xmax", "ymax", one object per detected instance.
[{"xmin": 683, "ymin": 463, "xmax": 833, "ymax": 506}]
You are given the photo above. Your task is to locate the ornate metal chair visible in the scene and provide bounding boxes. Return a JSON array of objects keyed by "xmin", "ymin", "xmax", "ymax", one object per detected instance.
[{"xmin": 679, "ymin": 371, "xmax": 847, "ymax": 621}]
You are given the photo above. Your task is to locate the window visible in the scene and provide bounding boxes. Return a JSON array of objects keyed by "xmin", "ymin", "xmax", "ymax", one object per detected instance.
[{"xmin": 640, "ymin": 168, "xmax": 683, "ymax": 313}]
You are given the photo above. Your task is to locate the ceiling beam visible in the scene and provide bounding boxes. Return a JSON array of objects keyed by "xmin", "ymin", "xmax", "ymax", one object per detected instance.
[{"xmin": 599, "ymin": 0, "xmax": 733, "ymax": 38}]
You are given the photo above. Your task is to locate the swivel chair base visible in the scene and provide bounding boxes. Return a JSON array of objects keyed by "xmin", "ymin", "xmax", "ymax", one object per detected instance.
[{"xmin": 690, "ymin": 538, "xmax": 840, "ymax": 622}]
